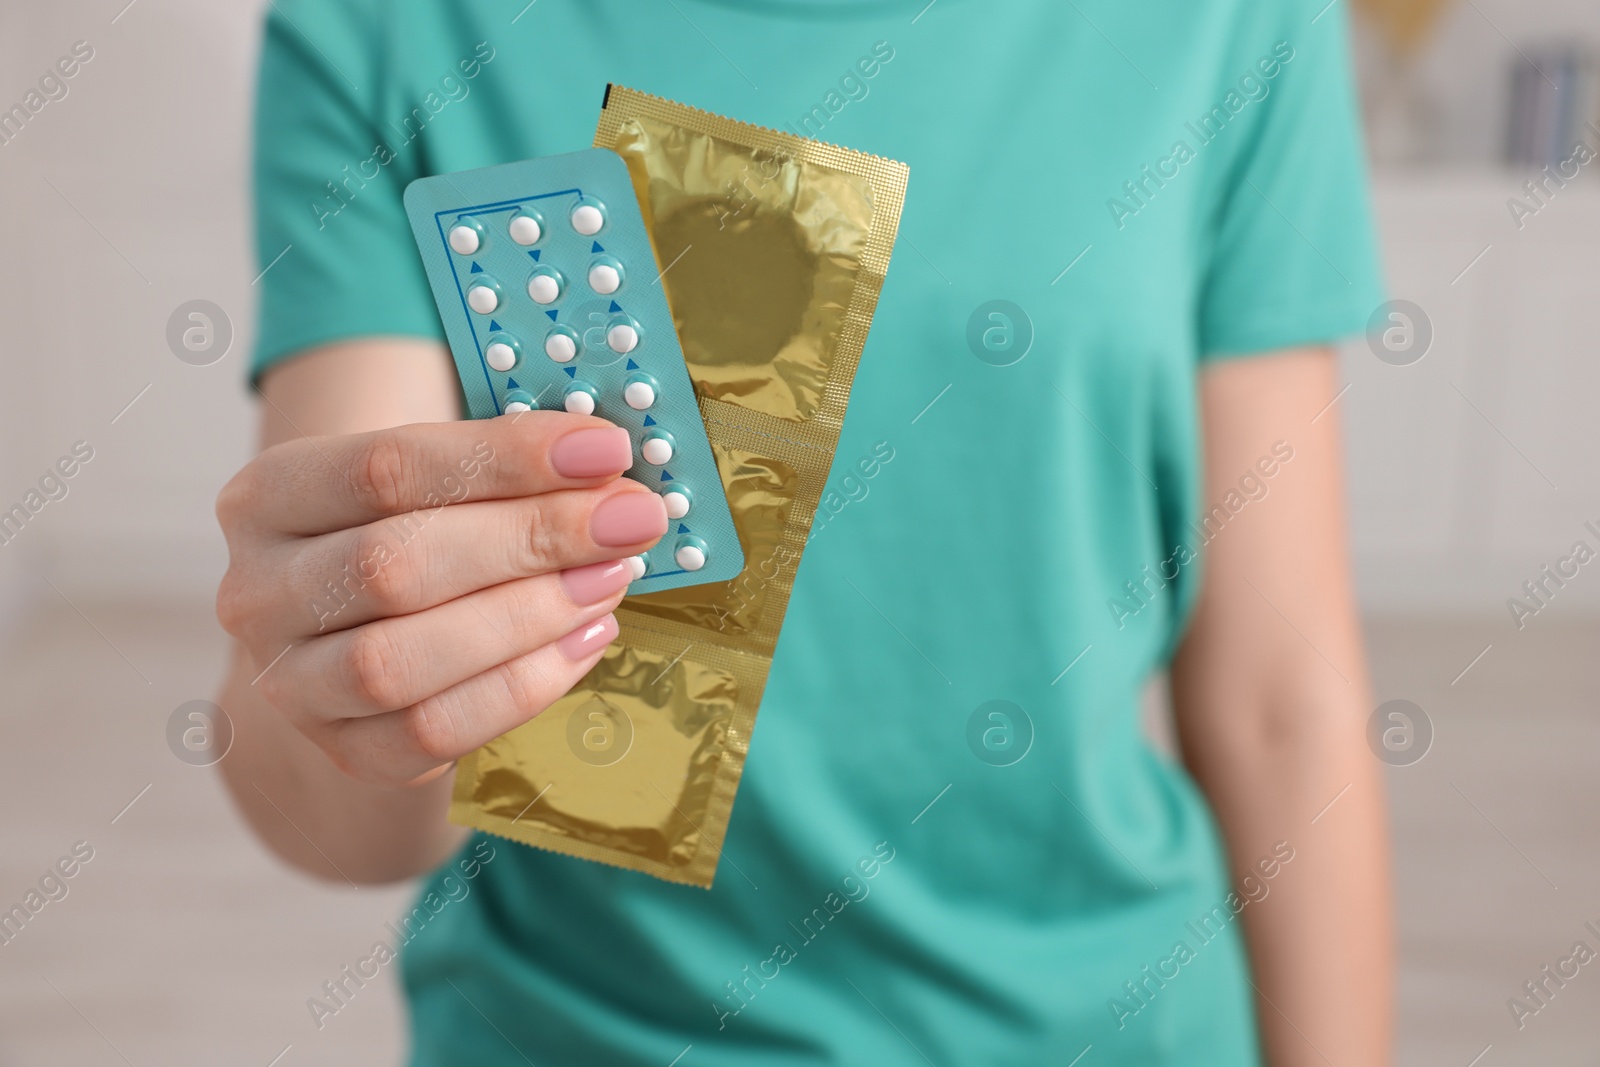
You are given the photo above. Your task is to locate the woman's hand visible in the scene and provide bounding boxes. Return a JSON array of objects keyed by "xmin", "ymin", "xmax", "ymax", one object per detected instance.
[{"xmin": 215, "ymin": 412, "xmax": 666, "ymax": 787}]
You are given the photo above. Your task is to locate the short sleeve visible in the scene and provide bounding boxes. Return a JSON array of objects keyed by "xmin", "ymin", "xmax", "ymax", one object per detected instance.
[
  {"xmin": 250, "ymin": 0, "xmax": 443, "ymax": 382},
  {"xmin": 1197, "ymin": 11, "xmax": 1385, "ymax": 359}
]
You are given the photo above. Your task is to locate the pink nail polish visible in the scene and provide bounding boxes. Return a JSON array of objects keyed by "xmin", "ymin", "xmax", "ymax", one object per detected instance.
[
  {"xmin": 560, "ymin": 559, "xmax": 633, "ymax": 605},
  {"xmin": 557, "ymin": 614, "xmax": 618, "ymax": 660},
  {"xmin": 590, "ymin": 492, "xmax": 667, "ymax": 547},
  {"xmin": 550, "ymin": 427, "xmax": 632, "ymax": 479}
]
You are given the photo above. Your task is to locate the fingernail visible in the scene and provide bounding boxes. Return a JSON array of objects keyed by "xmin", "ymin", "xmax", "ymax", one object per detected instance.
[
  {"xmin": 550, "ymin": 426, "xmax": 632, "ymax": 479},
  {"xmin": 590, "ymin": 492, "xmax": 667, "ymax": 547},
  {"xmin": 560, "ymin": 559, "xmax": 633, "ymax": 605},
  {"xmin": 557, "ymin": 613, "xmax": 618, "ymax": 660}
]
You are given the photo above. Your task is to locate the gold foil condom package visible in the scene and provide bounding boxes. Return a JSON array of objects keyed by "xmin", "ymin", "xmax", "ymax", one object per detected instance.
[{"xmin": 448, "ymin": 86, "xmax": 909, "ymax": 887}]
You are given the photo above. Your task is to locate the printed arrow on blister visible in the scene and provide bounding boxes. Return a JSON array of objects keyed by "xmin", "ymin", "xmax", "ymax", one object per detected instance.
[
  {"xmin": 545, "ymin": 310, "xmax": 558, "ymax": 321},
  {"xmin": 563, "ymin": 367, "xmax": 576, "ymax": 377},
  {"xmin": 642, "ymin": 415, "xmax": 656, "ymax": 426},
  {"xmin": 608, "ymin": 301, "xmax": 622, "ymax": 313},
  {"xmin": 469, "ymin": 262, "xmax": 483, "ymax": 274},
  {"xmin": 528, "ymin": 250, "xmax": 541, "ymax": 261},
  {"xmin": 592, "ymin": 241, "xmax": 604, "ymax": 253}
]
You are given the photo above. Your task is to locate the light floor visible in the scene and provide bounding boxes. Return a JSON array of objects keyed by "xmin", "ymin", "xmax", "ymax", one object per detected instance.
[{"xmin": 0, "ymin": 601, "xmax": 1595, "ymax": 1065}]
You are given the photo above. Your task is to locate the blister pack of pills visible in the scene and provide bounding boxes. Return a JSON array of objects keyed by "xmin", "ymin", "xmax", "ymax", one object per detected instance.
[
  {"xmin": 448, "ymin": 87, "xmax": 910, "ymax": 888},
  {"xmin": 403, "ymin": 149, "xmax": 743, "ymax": 593}
]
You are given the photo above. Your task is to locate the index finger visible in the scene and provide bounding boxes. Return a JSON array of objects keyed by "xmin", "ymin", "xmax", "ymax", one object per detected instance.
[{"xmin": 234, "ymin": 411, "xmax": 634, "ymax": 537}]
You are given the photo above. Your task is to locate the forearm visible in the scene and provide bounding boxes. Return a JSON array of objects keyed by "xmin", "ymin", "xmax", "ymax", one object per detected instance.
[
  {"xmin": 1179, "ymin": 678, "xmax": 1392, "ymax": 1066},
  {"xmin": 216, "ymin": 643, "xmax": 468, "ymax": 883}
]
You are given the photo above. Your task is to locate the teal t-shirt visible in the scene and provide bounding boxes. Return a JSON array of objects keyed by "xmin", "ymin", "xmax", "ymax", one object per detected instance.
[{"xmin": 252, "ymin": 2, "xmax": 1382, "ymax": 1063}]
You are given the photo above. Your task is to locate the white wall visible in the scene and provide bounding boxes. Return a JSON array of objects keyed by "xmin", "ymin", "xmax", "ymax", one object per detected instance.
[
  {"xmin": 1348, "ymin": 175, "xmax": 1600, "ymax": 616},
  {"xmin": 1, "ymin": 0, "xmax": 1597, "ymax": 619},
  {"xmin": 0, "ymin": 1, "xmax": 262, "ymax": 607}
]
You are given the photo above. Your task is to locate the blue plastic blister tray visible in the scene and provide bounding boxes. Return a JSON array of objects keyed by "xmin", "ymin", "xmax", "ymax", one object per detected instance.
[{"xmin": 404, "ymin": 148, "xmax": 743, "ymax": 593}]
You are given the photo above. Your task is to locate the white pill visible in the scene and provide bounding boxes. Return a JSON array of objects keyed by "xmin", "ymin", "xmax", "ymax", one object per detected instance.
[
  {"xmin": 663, "ymin": 489, "xmax": 690, "ymax": 519},
  {"xmin": 467, "ymin": 285, "xmax": 498, "ymax": 314},
  {"xmin": 504, "ymin": 401, "xmax": 531, "ymax": 413},
  {"xmin": 588, "ymin": 263, "xmax": 621, "ymax": 294},
  {"xmin": 448, "ymin": 225, "xmax": 480, "ymax": 255},
  {"xmin": 571, "ymin": 204, "xmax": 604, "ymax": 235},
  {"xmin": 626, "ymin": 555, "xmax": 647, "ymax": 580},
  {"xmin": 508, "ymin": 215, "xmax": 541, "ymax": 245},
  {"xmin": 675, "ymin": 543, "xmax": 706, "ymax": 571},
  {"xmin": 486, "ymin": 342, "xmax": 516, "ymax": 371},
  {"xmin": 545, "ymin": 333, "xmax": 576, "ymax": 363},
  {"xmin": 606, "ymin": 323, "xmax": 638, "ymax": 354},
  {"xmin": 623, "ymin": 380, "xmax": 656, "ymax": 410},
  {"xmin": 527, "ymin": 274, "xmax": 560, "ymax": 304},
  {"xmin": 641, "ymin": 437, "xmax": 673, "ymax": 465},
  {"xmin": 564, "ymin": 391, "xmax": 596, "ymax": 415}
]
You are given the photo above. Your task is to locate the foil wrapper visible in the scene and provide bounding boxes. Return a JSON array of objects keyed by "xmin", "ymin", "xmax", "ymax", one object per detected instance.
[{"xmin": 450, "ymin": 86, "xmax": 909, "ymax": 887}]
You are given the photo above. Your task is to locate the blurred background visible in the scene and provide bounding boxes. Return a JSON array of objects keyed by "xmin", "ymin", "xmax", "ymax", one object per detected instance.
[{"xmin": 2, "ymin": 0, "xmax": 1598, "ymax": 1063}]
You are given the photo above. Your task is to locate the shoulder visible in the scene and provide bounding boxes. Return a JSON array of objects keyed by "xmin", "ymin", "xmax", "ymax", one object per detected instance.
[
  {"xmin": 263, "ymin": 0, "xmax": 387, "ymax": 44},
  {"xmin": 257, "ymin": 0, "xmax": 482, "ymax": 116}
]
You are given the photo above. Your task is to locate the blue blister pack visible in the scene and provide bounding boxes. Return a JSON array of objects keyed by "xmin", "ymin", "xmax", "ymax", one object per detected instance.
[{"xmin": 403, "ymin": 148, "xmax": 743, "ymax": 593}]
